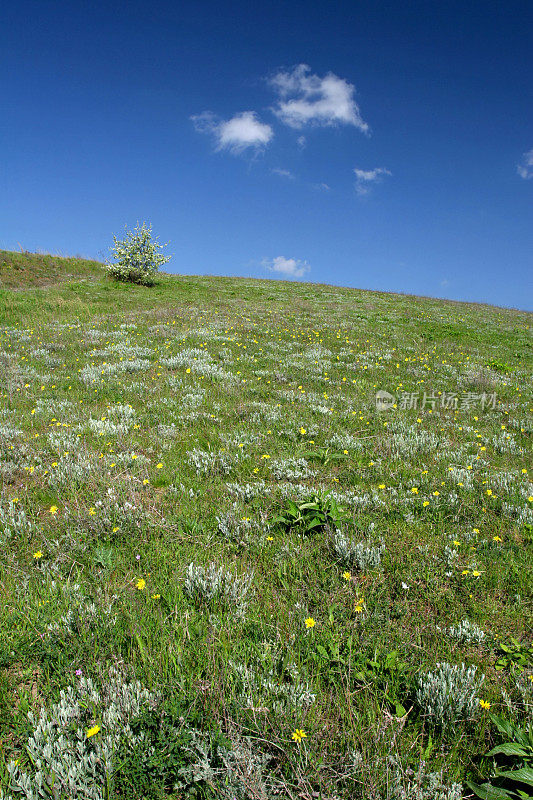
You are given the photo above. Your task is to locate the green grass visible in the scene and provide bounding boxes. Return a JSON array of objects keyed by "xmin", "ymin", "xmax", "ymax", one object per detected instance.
[{"xmin": 0, "ymin": 250, "xmax": 531, "ymax": 799}]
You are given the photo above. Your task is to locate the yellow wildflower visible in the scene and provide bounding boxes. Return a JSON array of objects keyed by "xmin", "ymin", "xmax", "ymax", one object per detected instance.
[{"xmin": 291, "ymin": 729, "xmax": 307, "ymax": 743}]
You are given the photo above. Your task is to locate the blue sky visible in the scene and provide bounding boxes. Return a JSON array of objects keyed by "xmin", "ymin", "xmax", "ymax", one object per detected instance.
[{"xmin": 2, "ymin": 0, "xmax": 532, "ymax": 309}]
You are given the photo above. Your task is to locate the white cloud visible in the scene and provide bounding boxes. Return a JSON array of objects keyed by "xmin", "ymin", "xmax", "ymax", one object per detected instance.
[
  {"xmin": 517, "ymin": 149, "xmax": 533, "ymax": 179},
  {"xmin": 270, "ymin": 64, "xmax": 368, "ymax": 131},
  {"xmin": 271, "ymin": 167, "xmax": 294, "ymax": 179},
  {"xmin": 354, "ymin": 166, "xmax": 391, "ymax": 195},
  {"xmin": 262, "ymin": 256, "xmax": 310, "ymax": 278},
  {"xmin": 191, "ymin": 110, "xmax": 273, "ymax": 154}
]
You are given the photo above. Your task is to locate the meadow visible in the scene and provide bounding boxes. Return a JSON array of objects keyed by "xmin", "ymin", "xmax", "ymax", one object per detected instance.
[{"xmin": 0, "ymin": 250, "xmax": 531, "ymax": 799}]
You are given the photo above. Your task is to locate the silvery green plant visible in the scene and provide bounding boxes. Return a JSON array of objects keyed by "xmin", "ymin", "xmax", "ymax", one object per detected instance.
[
  {"xmin": 0, "ymin": 499, "xmax": 36, "ymax": 545},
  {"xmin": 226, "ymin": 480, "xmax": 267, "ymax": 502},
  {"xmin": 87, "ymin": 417, "xmax": 129, "ymax": 436},
  {"xmin": 231, "ymin": 660, "xmax": 316, "ymax": 714},
  {"xmin": 442, "ymin": 545, "xmax": 459, "ymax": 570},
  {"xmin": 389, "ymin": 761, "xmax": 463, "ymax": 800},
  {"xmin": 46, "ymin": 582, "xmax": 118, "ymax": 638},
  {"xmin": 184, "ymin": 562, "xmax": 253, "ymax": 616},
  {"xmin": 447, "ymin": 619, "xmax": 486, "ymax": 645},
  {"xmin": 47, "ymin": 453, "xmax": 95, "ymax": 489},
  {"xmin": 415, "ymin": 662, "xmax": 484, "ymax": 727},
  {"xmin": 106, "ymin": 222, "xmax": 170, "ymax": 286},
  {"xmin": 269, "ymin": 457, "xmax": 316, "ymax": 481},
  {"xmin": 216, "ymin": 508, "xmax": 261, "ymax": 546},
  {"xmin": 333, "ymin": 529, "xmax": 384, "ymax": 571},
  {"xmin": 1, "ymin": 670, "xmax": 156, "ymax": 800},
  {"xmin": 187, "ymin": 448, "xmax": 233, "ymax": 476},
  {"xmin": 216, "ymin": 735, "xmax": 272, "ymax": 800}
]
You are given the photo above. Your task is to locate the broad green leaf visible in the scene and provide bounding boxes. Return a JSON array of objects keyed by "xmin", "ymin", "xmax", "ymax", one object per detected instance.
[
  {"xmin": 466, "ymin": 779, "xmax": 515, "ymax": 800},
  {"xmin": 495, "ymin": 767, "xmax": 533, "ymax": 786}
]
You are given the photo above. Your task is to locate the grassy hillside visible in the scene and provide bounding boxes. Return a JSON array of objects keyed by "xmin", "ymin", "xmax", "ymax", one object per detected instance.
[
  {"xmin": 0, "ymin": 252, "xmax": 531, "ymax": 799},
  {"xmin": 0, "ymin": 249, "xmax": 104, "ymax": 290}
]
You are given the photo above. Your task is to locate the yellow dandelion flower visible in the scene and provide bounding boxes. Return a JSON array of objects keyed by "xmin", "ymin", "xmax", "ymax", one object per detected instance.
[
  {"xmin": 86, "ymin": 725, "xmax": 100, "ymax": 738},
  {"xmin": 49, "ymin": 505, "xmax": 58, "ymax": 514},
  {"xmin": 291, "ymin": 729, "xmax": 307, "ymax": 743},
  {"xmin": 304, "ymin": 617, "xmax": 315, "ymax": 629},
  {"xmin": 33, "ymin": 551, "xmax": 42, "ymax": 559},
  {"xmin": 135, "ymin": 578, "xmax": 146, "ymax": 591}
]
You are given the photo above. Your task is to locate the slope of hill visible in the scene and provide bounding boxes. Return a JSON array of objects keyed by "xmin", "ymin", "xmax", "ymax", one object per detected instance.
[
  {"xmin": 0, "ymin": 252, "xmax": 531, "ymax": 799},
  {"xmin": 0, "ymin": 248, "xmax": 104, "ymax": 289}
]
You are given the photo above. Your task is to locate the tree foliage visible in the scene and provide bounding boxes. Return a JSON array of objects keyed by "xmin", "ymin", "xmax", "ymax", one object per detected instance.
[{"xmin": 106, "ymin": 222, "xmax": 170, "ymax": 285}]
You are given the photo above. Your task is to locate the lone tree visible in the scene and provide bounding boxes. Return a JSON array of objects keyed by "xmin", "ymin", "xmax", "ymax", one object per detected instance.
[{"xmin": 106, "ymin": 222, "xmax": 170, "ymax": 286}]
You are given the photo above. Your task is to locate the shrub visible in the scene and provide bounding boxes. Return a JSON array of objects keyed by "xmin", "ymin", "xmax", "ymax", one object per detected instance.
[
  {"xmin": 106, "ymin": 222, "xmax": 170, "ymax": 286},
  {"xmin": 183, "ymin": 562, "xmax": 253, "ymax": 616},
  {"xmin": 447, "ymin": 619, "xmax": 486, "ymax": 645},
  {"xmin": 0, "ymin": 670, "xmax": 266, "ymax": 800},
  {"xmin": 333, "ymin": 529, "xmax": 384, "ymax": 571},
  {"xmin": 1, "ymin": 670, "xmax": 156, "ymax": 799},
  {"xmin": 416, "ymin": 662, "xmax": 484, "ymax": 727}
]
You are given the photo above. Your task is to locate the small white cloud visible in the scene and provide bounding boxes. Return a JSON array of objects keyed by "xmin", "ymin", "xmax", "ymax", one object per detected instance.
[
  {"xmin": 517, "ymin": 149, "xmax": 533, "ymax": 179},
  {"xmin": 297, "ymin": 135, "xmax": 306, "ymax": 148},
  {"xmin": 191, "ymin": 110, "xmax": 273, "ymax": 154},
  {"xmin": 271, "ymin": 167, "xmax": 294, "ymax": 179},
  {"xmin": 313, "ymin": 182, "xmax": 331, "ymax": 191},
  {"xmin": 354, "ymin": 166, "xmax": 391, "ymax": 195},
  {"xmin": 262, "ymin": 256, "xmax": 310, "ymax": 278},
  {"xmin": 270, "ymin": 64, "xmax": 368, "ymax": 132}
]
